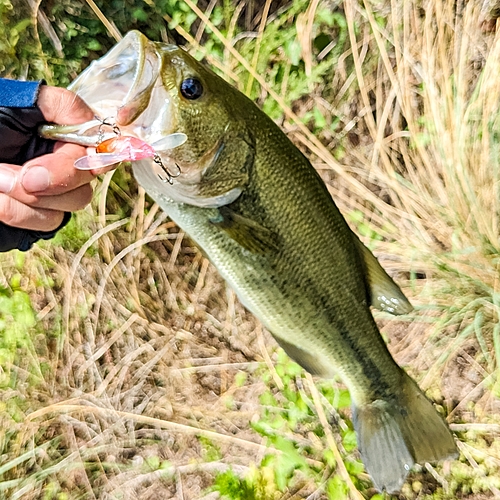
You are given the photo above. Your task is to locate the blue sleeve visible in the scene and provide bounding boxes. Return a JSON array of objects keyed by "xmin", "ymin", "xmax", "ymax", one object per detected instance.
[
  {"xmin": 0, "ymin": 79, "xmax": 71, "ymax": 252},
  {"xmin": 0, "ymin": 79, "xmax": 43, "ymax": 107}
]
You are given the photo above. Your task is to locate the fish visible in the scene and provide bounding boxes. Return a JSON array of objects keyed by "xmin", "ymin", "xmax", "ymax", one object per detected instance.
[{"xmin": 40, "ymin": 30, "xmax": 457, "ymax": 493}]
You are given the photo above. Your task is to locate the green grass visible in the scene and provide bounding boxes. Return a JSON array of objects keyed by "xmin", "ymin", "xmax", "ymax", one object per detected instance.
[{"xmin": 0, "ymin": 0, "xmax": 500, "ymax": 498}]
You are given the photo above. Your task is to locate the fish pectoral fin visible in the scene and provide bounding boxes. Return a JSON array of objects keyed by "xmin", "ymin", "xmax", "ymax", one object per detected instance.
[
  {"xmin": 197, "ymin": 130, "xmax": 254, "ymax": 200},
  {"xmin": 352, "ymin": 232, "xmax": 413, "ymax": 315},
  {"xmin": 210, "ymin": 206, "xmax": 279, "ymax": 254}
]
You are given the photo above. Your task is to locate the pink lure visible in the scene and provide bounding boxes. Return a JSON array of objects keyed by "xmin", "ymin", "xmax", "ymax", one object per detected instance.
[
  {"xmin": 96, "ymin": 136, "xmax": 155, "ymax": 158},
  {"xmin": 74, "ymin": 133, "xmax": 187, "ymax": 171}
]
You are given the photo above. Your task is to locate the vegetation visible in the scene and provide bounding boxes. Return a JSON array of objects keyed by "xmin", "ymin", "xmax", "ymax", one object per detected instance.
[{"xmin": 1, "ymin": 0, "xmax": 500, "ymax": 498}]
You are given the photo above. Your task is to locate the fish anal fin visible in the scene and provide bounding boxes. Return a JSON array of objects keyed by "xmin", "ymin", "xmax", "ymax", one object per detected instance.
[
  {"xmin": 273, "ymin": 335, "xmax": 332, "ymax": 377},
  {"xmin": 353, "ymin": 372, "xmax": 457, "ymax": 493},
  {"xmin": 211, "ymin": 206, "xmax": 279, "ymax": 254},
  {"xmin": 352, "ymin": 232, "xmax": 413, "ymax": 315}
]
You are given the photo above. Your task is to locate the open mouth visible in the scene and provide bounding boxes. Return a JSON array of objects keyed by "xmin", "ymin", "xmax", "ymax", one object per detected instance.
[
  {"xmin": 68, "ymin": 31, "xmax": 173, "ymax": 144},
  {"xmin": 56, "ymin": 31, "xmax": 232, "ymax": 207}
]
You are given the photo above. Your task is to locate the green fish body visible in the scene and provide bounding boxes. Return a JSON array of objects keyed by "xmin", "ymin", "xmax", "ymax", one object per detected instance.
[{"xmin": 41, "ymin": 31, "xmax": 457, "ymax": 493}]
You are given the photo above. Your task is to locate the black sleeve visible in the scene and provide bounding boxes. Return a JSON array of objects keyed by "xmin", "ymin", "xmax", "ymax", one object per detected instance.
[
  {"xmin": 0, "ymin": 212, "xmax": 72, "ymax": 252},
  {"xmin": 0, "ymin": 106, "xmax": 54, "ymax": 164},
  {"xmin": 0, "ymin": 81, "xmax": 71, "ymax": 252}
]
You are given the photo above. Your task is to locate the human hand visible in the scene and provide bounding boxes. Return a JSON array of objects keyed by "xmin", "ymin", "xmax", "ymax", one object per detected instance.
[{"xmin": 0, "ymin": 86, "xmax": 97, "ymax": 231}]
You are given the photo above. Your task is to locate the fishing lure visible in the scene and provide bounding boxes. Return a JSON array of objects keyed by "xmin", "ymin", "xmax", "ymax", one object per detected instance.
[{"xmin": 74, "ymin": 119, "xmax": 187, "ymax": 183}]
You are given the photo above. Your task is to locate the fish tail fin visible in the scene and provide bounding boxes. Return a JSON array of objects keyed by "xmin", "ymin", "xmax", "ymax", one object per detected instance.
[{"xmin": 352, "ymin": 372, "xmax": 457, "ymax": 493}]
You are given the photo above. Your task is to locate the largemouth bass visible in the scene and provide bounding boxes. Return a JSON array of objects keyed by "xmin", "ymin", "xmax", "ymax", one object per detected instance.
[{"xmin": 41, "ymin": 31, "xmax": 457, "ymax": 493}]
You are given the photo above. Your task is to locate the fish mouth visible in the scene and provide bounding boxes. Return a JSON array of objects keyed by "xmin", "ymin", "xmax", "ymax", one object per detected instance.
[
  {"xmin": 69, "ymin": 31, "xmax": 174, "ymax": 143},
  {"xmin": 66, "ymin": 31, "xmax": 231, "ymax": 207}
]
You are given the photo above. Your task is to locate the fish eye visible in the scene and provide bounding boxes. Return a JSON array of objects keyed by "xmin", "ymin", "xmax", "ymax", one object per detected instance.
[{"xmin": 180, "ymin": 77, "xmax": 204, "ymax": 100}]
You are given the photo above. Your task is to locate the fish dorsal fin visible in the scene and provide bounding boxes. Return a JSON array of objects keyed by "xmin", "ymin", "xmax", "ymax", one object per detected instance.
[
  {"xmin": 211, "ymin": 206, "xmax": 279, "ymax": 254},
  {"xmin": 352, "ymin": 232, "xmax": 413, "ymax": 315}
]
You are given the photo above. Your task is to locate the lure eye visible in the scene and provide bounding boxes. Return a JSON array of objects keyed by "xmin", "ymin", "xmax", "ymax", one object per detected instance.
[{"xmin": 180, "ymin": 77, "xmax": 204, "ymax": 100}]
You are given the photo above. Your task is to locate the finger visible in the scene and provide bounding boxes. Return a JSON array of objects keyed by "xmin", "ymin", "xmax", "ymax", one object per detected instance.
[
  {"xmin": 37, "ymin": 86, "xmax": 94, "ymax": 125},
  {"xmin": 0, "ymin": 194, "xmax": 65, "ymax": 232},
  {"xmin": 24, "ymin": 184, "xmax": 93, "ymax": 212},
  {"xmin": 21, "ymin": 142, "xmax": 96, "ymax": 195},
  {"xmin": 2, "ymin": 176, "xmax": 93, "ymax": 211},
  {"xmin": 0, "ymin": 159, "xmax": 94, "ymax": 210}
]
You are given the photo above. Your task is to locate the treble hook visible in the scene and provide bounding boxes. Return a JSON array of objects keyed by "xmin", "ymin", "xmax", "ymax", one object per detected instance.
[{"xmin": 153, "ymin": 153, "xmax": 182, "ymax": 184}]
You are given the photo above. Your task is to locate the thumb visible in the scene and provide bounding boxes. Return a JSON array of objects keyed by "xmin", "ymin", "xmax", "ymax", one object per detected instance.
[{"xmin": 37, "ymin": 86, "xmax": 94, "ymax": 125}]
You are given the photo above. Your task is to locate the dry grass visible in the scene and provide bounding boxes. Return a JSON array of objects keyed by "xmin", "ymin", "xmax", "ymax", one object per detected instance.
[
  {"xmin": 0, "ymin": 196, "xmax": 268, "ymax": 499},
  {"xmin": 338, "ymin": 0, "xmax": 500, "ymax": 406},
  {"xmin": 1, "ymin": 0, "xmax": 500, "ymax": 498}
]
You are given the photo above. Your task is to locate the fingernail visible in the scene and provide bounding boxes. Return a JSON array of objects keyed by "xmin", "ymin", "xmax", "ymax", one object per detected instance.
[
  {"xmin": 0, "ymin": 168, "xmax": 15, "ymax": 193},
  {"xmin": 22, "ymin": 166, "xmax": 50, "ymax": 193}
]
